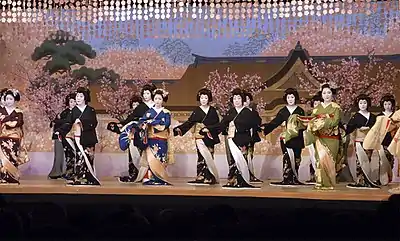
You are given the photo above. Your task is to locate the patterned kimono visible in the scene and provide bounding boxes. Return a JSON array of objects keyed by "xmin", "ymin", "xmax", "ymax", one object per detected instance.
[
  {"xmin": 0, "ymin": 107, "xmax": 29, "ymax": 184},
  {"xmin": 247, "ymin": 108, "xmax": 263, "ymax": 183},
  {"xmin": 263, "ymin": 106, "xmax": 305, "ymax": 186},
  {"xmin": 173, "ymin": 106, "xmax": 220, "ymax": 185},
  {"xmin": 59, "ymin": 105, "xmax": 100, "ymax": 186},
  {"xmin": 284, "ymin": 102, "xmax": 341, "ymax": 189},
  {"xmin": 109, "ymin": 102, "xmax": 153, "ymax": 183},
  {"xmin": 210, "ymin": 107, "xmax": 259, "ymax": 189},
  {"xmin": 53, "ymin": 108, "xmax": 74, "ymax": 180},
  {"xmin": 138, "ymin": 107, "xmax": 173, "ymax": 185},
  {"xmin": 346, "ymin": 112, "xmax": 379, "ymax": 189},
  {"xmin": 376, "ymin": 112, "xmax": 395, "ymax": 185}
]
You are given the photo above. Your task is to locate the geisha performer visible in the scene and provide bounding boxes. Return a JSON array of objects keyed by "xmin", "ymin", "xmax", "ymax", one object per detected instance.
[
  {"xmin": 345, "ymin": 94, "xmax": 379, "ymax": 189},
  {"xmin": 243, "ymin": 91, "xmax": 263, "ymax": 183},
  {"xmin": 375, "ymin": 94, "xmax": 396, "ymax": 185},
  {"xmin": 138, "ymin": 88, "xmax": 173, "ymax": 185},
  {"xmin": 107, "ymin": 84, "xmax": 157, "ymax": 183},
  {"xmin": 52, "ymin": 93, "xmax": 76, "ymax": 181},
  {"xmin": 206, "ymin": 88, "xmax": 260, "ymax": 189},
  {"xmin": 305, "ymin": 92, "xmax": 323, "ymax": 184},
  {"xmin": 0, "ymin": 89, "xmax": 29, "ymax": 184},
  {"xmin": 173, "ymin": 88, "xmax": 220, "ymax": 185},
  {"xmin": 57, "ymin": 87, "xmax": 100, "ymax": 186},
  {"xmin": 261, "ymin": 88, "xmax": 305, "ymax": 186},
  {"xmin": 284, "ymin": 84, "xmax": 342, "ymax": 190}
]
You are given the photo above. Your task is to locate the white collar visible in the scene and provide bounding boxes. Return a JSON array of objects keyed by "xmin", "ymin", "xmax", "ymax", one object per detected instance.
[{"xmin": 359, "ymin": 110, "xmax": 370, "ymax": 120}]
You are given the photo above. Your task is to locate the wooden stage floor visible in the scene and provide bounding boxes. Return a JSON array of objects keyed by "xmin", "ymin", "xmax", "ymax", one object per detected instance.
[{"xmin": 0, "ymin": 176, "xmax": 395, "ymax": 201}]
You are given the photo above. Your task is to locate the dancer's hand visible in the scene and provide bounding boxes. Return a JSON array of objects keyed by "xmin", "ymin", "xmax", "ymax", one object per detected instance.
[
  {"xmin": 75, "ymin": 118, "xmax": 81, "ymax": 124},
  {"xmin": 202, "ymin": 128, "xmax": 209, "ymax": 133}
]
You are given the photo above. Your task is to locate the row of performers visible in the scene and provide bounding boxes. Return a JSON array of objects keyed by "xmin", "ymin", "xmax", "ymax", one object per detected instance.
[{"xmin": 0, "ymin": 84, "xmax": 399, "ymax": 191}]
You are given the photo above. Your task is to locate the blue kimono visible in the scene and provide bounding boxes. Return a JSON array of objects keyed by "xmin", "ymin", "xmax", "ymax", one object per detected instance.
[{"xmin": 138, "ymin": 107, "xmax": 172, "ymax": 185}]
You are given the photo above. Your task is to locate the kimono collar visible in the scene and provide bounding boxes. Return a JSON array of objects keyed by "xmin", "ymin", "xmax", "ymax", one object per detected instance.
[
  {"xmin": 235, "ymin": 107, "xmax": 244, "ymax": 114},
  {"xmin": 286, "ymin": 105, "xmax": 297, "ymax": 114},
  {"xmin": 359, "ymin": 110, "xmax": 370, "ymax": 120},
  {"xmin": 144, "ymin": 101, "xmax": 155, "ymax": 109},
  {"xmin": 77, "ymin": 105, "xmax": 87, "ymax": 113},
  {"xmin": 153, "ymin": 106, "xmax": 164, "ymax": 113},
  {"xmin": 383, "ymin": 111, "xmax": 393, "ymax": 117},
  {"xmin": 200, "ymin": 105, "xmax": 209, "ymax": 114},
  {"xmin": 5, "ymin": 106, "xmax": 15, "ymax": 115}
]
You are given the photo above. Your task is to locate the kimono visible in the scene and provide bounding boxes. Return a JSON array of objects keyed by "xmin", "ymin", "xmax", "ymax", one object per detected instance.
[
  {"xmin": 305, "ymin": 110, "xmax": 317, "ymax": 183},
  {"xmin": 58, "ymin": 105, "xmax": 100, "ymax": 186},
  {"xmin": 173, "ymin": 106, "xmax": 220, "ymax": 185},
  {"xmin": 284, "ymin": 102, "xmax": 342, "ymax": 189},
  {"xmin": 247, "ymin": 108, "xmax": 263, "ymax": 183},
  {"xmin": 108, "ymin": 101, "xmax": 154, "ymax": 183},
  {"xmin": 0, "ymin": 107, "xmax": 29, "ymax": 184},
  {"xmin": 376, "ymin": 112, "xmax": 395, "ymax": 185},
  {"xmin": 138, "ymin": 107, "xmax": 173, "ymax": 185},
  {"xmin": 52, "ymin": 108, "xmax": 73, "ymax": 180},
  {"xmin": 345, "ymin": 112, "xmax": 379, "ymax": 189},
  {"xmin": 209, "ymin": 107, "xmax": 259, "ymax": 189},
  {"xmin": 263, "ymin": 106, "xmax": 305, "ymax": 186}
]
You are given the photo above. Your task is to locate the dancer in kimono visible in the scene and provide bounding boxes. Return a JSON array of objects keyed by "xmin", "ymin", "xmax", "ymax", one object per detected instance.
[
  {"xmin": 57, "ymin": 87, "xmax": 100, "ymax": 186},
  {"xmin": 52, "ymin": 93, "xmax": 76, "ymax": 181},
  {"xmin": 48, "ymin": 93, "xmax": 76, "ymax": 179},
  {"xmin": 107, "ymin": 84, "xmax": 157, "ymax": 183},
  {"xmin": 243, "ymin": 91, "xmax": 263, "ymax": 183},
  {"xmin": 345, "ymin": 94, "xmax": 379, "ymax": 189},
  {"xmin": 283, "ymin": 84, "xmax": 342, "ymax": 189},
  {"xmin": 262, "ymin": 88, "xmax": 305, "ymax": 186},
  {"xmin": 138, "ymin": 88, "xmax": 173, "ymax": 185},
  {"xmin": 0, "ymin": 89, "xmax": 29, "ymax": 184},
  {"xmin": 375, "ymin": 94, "xmax": 396, "ymax": 185},
  {"xmin": 305, "ymin": 92, "xmax": 323, "ymax": 184},
  {"xmin": 206, "ymin": 88, "xmax": 259, "ymax": 189},
  {"xmin": 173, "ymin": 88, "xmax": 220, "ymax": 185}
]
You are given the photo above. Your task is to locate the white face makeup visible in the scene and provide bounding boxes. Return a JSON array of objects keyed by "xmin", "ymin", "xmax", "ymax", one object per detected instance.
[
  {"xmin": 358, "ymin": 99, "xmax": 368, "ymax": 111},
  {"xmin": 69, "ymin": 98, "xmax": 76, "ymax": 109},
  {"xmin": 383, "ymin": 101, "xmax": 393, "ymax": 112},
  {"xmin": 154, "ymin": 94, "xmax": 163, "ymax": 108},
  {"xmin": 199, "ymin": 94, "xmax": 209, "ymax": 106},
  {"xmin": 4, "ymin": 94, "xmax": 15, "ymax": 108},
  {"xmin": 233, "ymin": 95, "xmax": 243, "ymax": 108},
  {"xmin": 76, "ymin": 93, "xmax": 85, "ymax": 106},
  {"xmin": 322, "ymin": 88, "xmax": 333, "ymax": 102},
  {"xmin": 142, "ymin": 90, "xmax": 152, "ymax": 102},
  {"xmin": 286, "ymin": 94, "xmax": 296, "ymax": 106}
]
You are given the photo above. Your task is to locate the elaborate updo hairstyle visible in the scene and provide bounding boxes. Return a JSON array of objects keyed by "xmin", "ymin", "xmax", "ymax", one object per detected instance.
[
  {"xmin": 141, "ymin": 84, "xmax": 157, "ymax": 99},
  {"xmin": 129, "ymin": 94, "xmax": 142, "ymax": 108},
  {"xmin": 309, "ymin": 91, "xmax": 323, "ymax": 107},
  {"xmin": 243, "ymin": 90, "xmax": 253, "ymax": 102},
  {"xmin": 153, "ymin": 89, "xmax": 169, "ymax": 102},
  {"xmin": 76, "ymin": 87, "xmax": 91, "ymax": 103},
  {"xmin": 229, "ymin": 88, "xmax": 246, "ymax": 104},
  {"xmin": 5, "ymin": 89, "xmax": 21, "ymax": 102},
  {"xmin": 355, "ymin": 94, "xmax": 371, "ymax": 110},
  {"xmin": 320, "ymin": 83, "xmax": 337, "ymax": 95},
  {"xmin": 65, "ymin": 93, "xmax": 76, "ymax": 107},
  {"xmin": 380, "ymin": 94, "xmax": 396, "ymax": 111},
  {"xmin": 283, "ymin": 88, "xmax": 299, "ymax": 104},
  {"xmin": 196, "ymin": 88, "xmax": 213, "ymax": 103}
]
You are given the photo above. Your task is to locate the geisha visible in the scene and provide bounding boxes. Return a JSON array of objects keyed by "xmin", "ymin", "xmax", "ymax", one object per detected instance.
[
  {"xmin": 57, "ymin": 87, "xmax": 100, "ymax": 186},
  {"xmin": 173, "ymin": 88, "xmax": 220, "ymax": 185},
  {"xmin": 107, "ymin": 84, "xmax": 157, "ymax": 183},
  {"xmin": 376, "ymin": 94, "xmax": 396, "ymax": 185},
  {"xmin": 53, "ymin": 93, "xmax": 76, "ymax": 181},
  {"xmin": 0, "ymin": 89, "xmax": 29, "ymax": 184},
  {"xmin": 206, "ymin": 88, "xmax": 259, "ymax": 189},
  {"xmin": 138, "ymin": 88, "xmax": 173, "ymax": 185},
  {"xmin": 345, "ymin": 94, "xmax": 379, "ymax": 189},
  {"xmin": 262, "ymin": 88, "xmax": 305, "ymax": 186},
  {"xmin": 243, "ymin": 91, "xmax": 263, "ymax": 183},
  {"xmin": 305, "ymin": 92, "xmax": 323, "ymax": 184}
]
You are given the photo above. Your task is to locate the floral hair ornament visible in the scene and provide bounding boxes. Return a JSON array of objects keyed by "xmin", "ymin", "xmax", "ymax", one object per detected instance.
[
  {"xmin": 319, "ymin": 80, "xmax": 338, "ymax": 90},
  {"xmin": 153, "ymin": 88, "xmax": 169, "ymax": 97},
  {"xmin": 11, "ymin": 89, "xmax": 19, "ymax": 97}
]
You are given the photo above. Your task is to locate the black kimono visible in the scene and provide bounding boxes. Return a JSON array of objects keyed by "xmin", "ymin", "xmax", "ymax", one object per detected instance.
[
  {"xmin": 262, "ymin": 106, "xmax": 305, "ymax": 186},
  {"xmin": 247, "ymin": 108, "xmax": 263, "ymax": 183},
  {"xmin": 209, "ymin": 107, "xmax": 259, "ymax": 189},
  {"xmin": 345, "ymin": 112, "xmax": 379, "ymax": 189},
  {"xmin": 376, "ymin": 112, "xmax": 395, "ymax": 185},
  {"xmin": 173, "ymin": 106, "xmax": 220, "ymax": 185},
  {"xmin": 59, "ymin": 105, "xmax": 100, "ymax": 186},
  {"xmin": 107, "ymin": 102, "xmax": 153, "ymax": 183}
]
